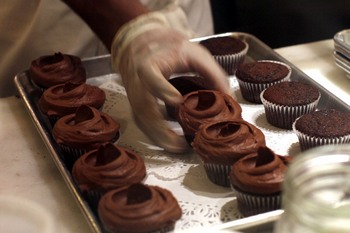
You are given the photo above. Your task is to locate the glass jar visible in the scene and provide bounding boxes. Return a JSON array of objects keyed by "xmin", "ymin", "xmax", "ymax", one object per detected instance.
[{"xmin": 274, "ymin": 144, "xmax": 350, "ymax": 233}]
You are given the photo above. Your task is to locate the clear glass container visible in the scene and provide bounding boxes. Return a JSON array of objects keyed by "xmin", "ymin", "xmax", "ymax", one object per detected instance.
[{"xmin": 274, "ymin": 144, "xmax": 350, "ymax": 233}]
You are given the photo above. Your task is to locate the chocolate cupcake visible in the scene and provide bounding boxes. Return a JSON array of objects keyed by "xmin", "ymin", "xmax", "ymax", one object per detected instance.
[
  {"xmin": 293, "ymin": 109, "xmax": 350, "ymax": 151},
  {"xmin": 236, "ymin": 60, "xmax": 292, "ymax": 104},
  {"xmin": 52, "ymin": 105, "xmax": 120, "ymax": 167},
  {"xmin": 260, "ymin": 81, "xmax": 320, "ymax": 129},
  {"xmin": 200, "ymin": 36, "xmax": 248, "ymax": 75},
  {"xmin": 230, "ymin": 146, "xmax": 291, "ymax": 216},
  {"xmin": 192, "ymin": 119, "xmax": 266, "ymax": 187},
  {"xmin": 72, "ymin": 142, "xmax": 146, "ymax": 209},
  {"xmin": 29, "ymin": 52, "xmax": 86, "ymax": 91},
  {"xmin": 98, "ymin": 183, "xmax": 182, "ymax": 233},
  {"xmin": 39, "ymin": 82, "xmax": 106, "ymax": 124},
  {"xmin": 166, "ymin": 75, "xmax": 209, "ymax": 120},
  {"xmin": 177, "ymin": 90, "xmax": 242, "ymax": 145}
]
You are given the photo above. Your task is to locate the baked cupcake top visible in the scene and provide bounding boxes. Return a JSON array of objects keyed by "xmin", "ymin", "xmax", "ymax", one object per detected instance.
[
  {"xmin": 177, "ymin": 90, "xmax": 242, "ymax": 135},
  {"xmin": 236, "ymin": 60, "xmax": 290, "ymax": 83},
  {"xmin": 72, "ymin": 143, "xmax": 146, "ymax": 192},
  {"xmin": 200, "ymin": 36, "xmax": 247, "ymax": 55},
  {"xmin": 29, "ymin": 52, "xmax": 86, "ymax": 88},
  {"xmin": 294, "ymin": 109, "xmax": 350, "ymax": 137},
  {"xmin": 262, "ymin": 81, "xmax": 320, "ymax": 106},
  {"xmin": 230, "ymin": 146, "xmax": 290, "ymax": 195},
  {"xmin": 52, "ymin": 105, "xmax": 120, "ymax": 150},
  {"xmin": 98, "ymin": 183, "xmax": 182, "ymax": 233},
  {"xmin": 193, "ymin": 119, "xmax": 266, "ymax": 164},
  {"xmin": 39, "ymin": 82, "xmax": 106, "ymax": 118}
]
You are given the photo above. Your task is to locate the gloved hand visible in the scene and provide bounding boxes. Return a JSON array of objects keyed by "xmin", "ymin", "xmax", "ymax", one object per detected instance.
[{"xmin": 111, "ymin": 10, "xmax": 230, "ymax": 154}]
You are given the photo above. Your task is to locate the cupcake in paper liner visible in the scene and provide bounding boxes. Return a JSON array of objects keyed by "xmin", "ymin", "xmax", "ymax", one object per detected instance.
[
  {"xmin": 236, "ymin": 60, "xmax": 292, "ymax": 104},
  {"xmin": 192, "ymin": 119, "xmax": 266, "ymax": 187},
  {"xmin": 260, "ymin": 81, "xmax": 321, "ymax": 129},
  {"xmin": 293, "ymin": 109, "xmax": 350, "ymax": 151},
  {"xmin": 98, "ymin": 184, "xmax": 182, "ymax": 233},
  {"xmin": 39, "ymin": 81, "xmax": 106, "ymax": 126},
  {"xmin": 72, "ymin": 143, "xmax": 146, "ymax": 210},
  {"xmin": 29, "ymin": 52, "xmax": 86, "ymax": 91},
  {"xmin": 199, "ymin": 36, "xmax": 249, "ymax": 75},
  {"xmin": 52, "ymin": 105, "xmax": 120, "ymax": 169},
  {"xmin": 232, "ymin": 187, "xmax": 281, "ymax": 217},
  {"xmin": 229, "ymin": 147, "xmax": 291, "ymax": 217}
]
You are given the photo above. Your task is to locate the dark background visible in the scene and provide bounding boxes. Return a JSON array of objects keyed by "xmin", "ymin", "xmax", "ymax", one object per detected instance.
[{"xmin": 210, "ymin": 0, "xmax": 350, "ymax": 48}]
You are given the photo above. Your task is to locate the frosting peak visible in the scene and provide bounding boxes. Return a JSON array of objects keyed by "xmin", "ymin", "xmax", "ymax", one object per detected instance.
[
  {"xmin": 30, "ymin": 52, "xmax": 86, "ymax": 88},
  {"xmin": 98, "ymin": 184, "xmax": 182, "ymax": 233},
  {"xmin": 126, "ymin": 183, "xmax": 152, "ymax": 205},
  {"xmin": 52, "ymin": 105, "xmax": 120, "ymax": 150},
  {"xmin": 193, "ymin": 120, "xmax": 266, "ymax": 164},
  {"xmin": 177, "ymin": 90, "xmax": 242, "ymax": 136},
  {"xmin": 230, "ymin": 146, "xmax": 290, "ymax": 195},
  {"xmin": 39, "ymin": 82, "xmax": 105, "ymax": 117},
  {"xmin": 72, "ymin": 143, "xmax": 146, "ymax": 192}
]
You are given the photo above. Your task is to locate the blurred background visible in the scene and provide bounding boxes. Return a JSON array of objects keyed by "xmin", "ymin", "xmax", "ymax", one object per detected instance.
[{"xmin": 210, "ymin": 0, "xmax": 350, "ymax": 48}]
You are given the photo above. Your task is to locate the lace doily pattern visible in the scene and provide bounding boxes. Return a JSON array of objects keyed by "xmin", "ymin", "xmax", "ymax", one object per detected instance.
[{"xmin": 88, "ymin": 74, "xmax": 299, "ymax": 231}]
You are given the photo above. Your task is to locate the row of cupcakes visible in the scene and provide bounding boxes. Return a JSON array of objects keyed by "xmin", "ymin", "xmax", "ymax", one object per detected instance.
[
  {"xmin": 167, "ymin": 82, "xmax": 291, "ymax": 217},
  {"xmin": 71, "ymin": 142, "xmax": 182, "ymax": 233},
  {"xmin": 238, "ymin": 61, "xmax": 350, "ymax": 151},
  {"xmin": 28, "ymin": 53, "xmax": 122, "ymax": 169},
  {"xmin": 29, "ymin": 53, "xmax": 183, "ymax": 233},
  {"xmin": 232, "ymin": 54, "xmax": 350, "ymax": 151}
]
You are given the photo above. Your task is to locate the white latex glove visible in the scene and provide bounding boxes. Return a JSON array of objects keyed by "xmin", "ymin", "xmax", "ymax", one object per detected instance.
[{"xmin": 111, "ymin": 12, "xmax": 230, "ymax": 153}]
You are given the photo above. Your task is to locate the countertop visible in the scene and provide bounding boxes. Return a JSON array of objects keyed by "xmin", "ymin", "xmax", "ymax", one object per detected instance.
[{"xmin": 0, "ymin": 39, "xmax": 348, "ymax": 233}]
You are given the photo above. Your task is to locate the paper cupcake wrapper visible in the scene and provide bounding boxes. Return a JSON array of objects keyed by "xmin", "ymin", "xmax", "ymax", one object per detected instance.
[
  {"xmin": 58, "ymin": 131, "xmax": 121, "ymax": 169},
  {"xmin": 203, "ymin": 163, "xmax": 231, "ymax": 187},
  {"xmin": 213, "ymin": 42, "xmax": 249, "ymax": 75},
  {"xmin": 81, "ymin": 189, "xmax": 105, "ymax": 213},
  {"xmin": 48, "ymin": 115, "xmax": 60, "ymax": 126},
  {"xmin": 237, "ymin": 60, "xmax": 292, "ymax": 104},
  {"xmin": 260, "ymin": 90, "xmax": 320, "ymax": 129},
  {"xmin": 292, "ymin": 122, "xmax": 350, "ymax": 151},
  {"xmin": 231, "ymin": 185, "xmax": 281, "ymax": 217}
]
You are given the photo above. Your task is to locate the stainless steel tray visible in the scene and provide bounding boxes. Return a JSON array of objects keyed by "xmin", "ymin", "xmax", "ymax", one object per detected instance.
[{"xmin": 14, "ymin": 32, "xmax": 350, "ymax": 233}]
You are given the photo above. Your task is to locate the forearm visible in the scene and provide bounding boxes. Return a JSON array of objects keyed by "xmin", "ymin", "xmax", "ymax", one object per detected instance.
[{"xmin": 62, "ymin": 0, "xmax": 148, "ymax": 50}]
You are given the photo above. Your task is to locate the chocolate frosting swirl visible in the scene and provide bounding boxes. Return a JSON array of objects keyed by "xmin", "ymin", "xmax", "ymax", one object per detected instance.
[
  {"xmin": 72, "ymin": 143, "xmax": 146, "ymax": 192},
  {"xmin": 177, "ymin": 90, "xmax": 242, "ymax": 135},
  {"xmin": 98, "ymin": 183, "xmax": 182, "ymax": 233},
  {"xmin": 230, "ymin": 147, "xmax": 290, "ymax": 195},
  {"xmin": 39, "ymin": 82, "xmax": 106, "ymax": 117},
  {"xmin": 52, "ymin": 105, "xmax": 120, "ymax": 150},
  {"xmin": 193, "ymin": 119, "xmax": 266, "ymax": 164},
  {"xmin": 29, "ymin": 52, "xmax": 86, "ymax": 88}
]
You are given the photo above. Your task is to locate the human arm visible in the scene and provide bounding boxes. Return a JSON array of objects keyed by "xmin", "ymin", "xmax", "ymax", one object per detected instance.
[
  {"xmin": 62, "ymin": 0, "xmax": 230, "ymax": 153},
  {"xmin": 61, "ymin": 0, "xmax": 148, "ymax": 49}
]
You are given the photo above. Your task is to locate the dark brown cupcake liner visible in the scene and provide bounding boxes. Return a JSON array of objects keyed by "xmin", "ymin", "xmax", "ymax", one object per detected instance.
[
  {"xmin": 203, "ymin": 163, "xmax": 231, "ymax": 187},
  {"xmin": 292, "ymin": 120, "xmax": 350, "ymax": 151},
  {"xmin": 57, "ymin": 131, "xmax": 121, "ymax": 169},
  {"xmin": 213, "ymin": 41, "xmax": 249, "ymax": 75},
  {"xmin": 237, "ymin": 60, "xmax": 292, "ymax": 104},
  {"xmin": 231, "ymin": 185, "xmax": 281, "ymax": 217},
  {"xmin": 82, "ymin": 189, "xmax": 105, "ymax": 212},
  {"xmin": 260, "ymin": 89, "xmax": 320, "ymax": 129}
]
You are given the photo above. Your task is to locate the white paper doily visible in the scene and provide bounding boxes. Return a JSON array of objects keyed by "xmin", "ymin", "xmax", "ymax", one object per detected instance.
[{"xmin": 87, "ymin": 73, "xmax": 299, "ymax": 232}]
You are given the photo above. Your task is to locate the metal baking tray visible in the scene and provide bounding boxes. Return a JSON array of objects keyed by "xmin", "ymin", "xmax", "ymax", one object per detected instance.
[
  {"xmin": 14, "ymin": 32, "xmax": 350, "ymax": 233},
  {"xmin": 334, "ymin": 29, "xmax": 350, "ymax": 77}
]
